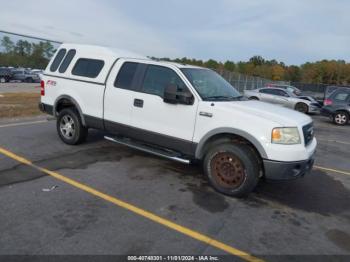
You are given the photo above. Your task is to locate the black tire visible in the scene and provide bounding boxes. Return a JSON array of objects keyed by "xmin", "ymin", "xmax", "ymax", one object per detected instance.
[
  {"xmin": 56, "ymin": 108, "xmax": 88, "ymax": 145},
  {"xmin": 249, "ymin": 96, "xmax": 259, "ymax": 100},
  {"xmin": 333, "ymin": 111, "xmax": 349, "ymax": 126},
  {"xmin": 203, "ymin": 143, "xmax": 260, "ymax": 197},
  {"xmin": 25, "ymin": 77, "xmax": 33, "ymax": 83},
  {"xmin": 295, "ymin": 103, "xmax": 308, "ymax": 113}
]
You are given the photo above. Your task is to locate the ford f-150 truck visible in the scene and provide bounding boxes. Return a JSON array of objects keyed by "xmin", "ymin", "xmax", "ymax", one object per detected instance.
[{"xmin": 39, "ymin": 44, "xmax": 317, "ymax": 197}]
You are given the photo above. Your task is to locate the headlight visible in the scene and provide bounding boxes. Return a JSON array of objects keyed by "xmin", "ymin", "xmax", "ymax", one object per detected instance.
[{"xmin": 272, "ymin": 127, "xmax": 301, "ymax": 144}]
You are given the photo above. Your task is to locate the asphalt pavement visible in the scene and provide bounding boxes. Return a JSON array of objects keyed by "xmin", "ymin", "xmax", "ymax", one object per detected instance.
[{"xmin": 0, "ymin": 114, "xmax": 349, "ymax": 260}]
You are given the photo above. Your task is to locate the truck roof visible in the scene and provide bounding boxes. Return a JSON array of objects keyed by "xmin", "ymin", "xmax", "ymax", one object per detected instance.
[
  {"xmin": 60, "ymin": 43, "xmax": 149, "ymax": 60},
  {"xmin": 59, "ymin": 43, "xmax": 204, "ymax": 69}
]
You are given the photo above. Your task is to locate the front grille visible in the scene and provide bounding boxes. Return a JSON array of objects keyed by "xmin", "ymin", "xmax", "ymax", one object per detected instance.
[{"xmin": 303, "ymin": 122, "xmax": 314, "ymax": 146}]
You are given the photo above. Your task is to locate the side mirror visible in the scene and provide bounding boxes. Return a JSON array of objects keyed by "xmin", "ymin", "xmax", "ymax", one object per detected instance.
[{"xmin": 164, "ymin": 84, "xmax": 194, "ymax": 105}]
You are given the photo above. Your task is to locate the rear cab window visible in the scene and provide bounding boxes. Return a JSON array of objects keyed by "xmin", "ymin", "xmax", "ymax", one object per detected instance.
[
  {"xmin": 50, "ymin": 49, "xmax": 67, "ymax": 72},
  {"xmin": 72, "ymin": 58, "xmax": 105, "ymax": 78},
  {"xmin": 59, "ymin": 49, "xmax": 76, "ymax": 73}
]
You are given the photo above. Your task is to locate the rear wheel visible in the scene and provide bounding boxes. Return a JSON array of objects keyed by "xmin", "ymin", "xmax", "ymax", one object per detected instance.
[
  {"xmin": 295, "ymin": 103, "xmax": 308, "ymax": 113},
  {"xmin": 333, "ymin": 111, "xmax": 349, "ymax": 126},
  {"xmin": 57, "ymin": 108, "xmax": 88, "ymax": 145},
  {"xmin": 25, "ymin": 77, "xmax": 34, "ymax": 83},
  {"xmin": 203, "ymin": 143, "xmax": 260, "ymax": 197}
]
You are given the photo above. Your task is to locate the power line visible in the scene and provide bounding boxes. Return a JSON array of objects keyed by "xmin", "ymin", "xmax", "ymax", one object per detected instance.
[{"xmin": 0, "ymin": 30, "xmax": 62, "ymax": 44}]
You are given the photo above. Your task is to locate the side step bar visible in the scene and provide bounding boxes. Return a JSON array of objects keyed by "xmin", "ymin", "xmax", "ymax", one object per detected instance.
[{"xmin": 104, "ymin": 135, "xmax": 191, "ymax": 164}]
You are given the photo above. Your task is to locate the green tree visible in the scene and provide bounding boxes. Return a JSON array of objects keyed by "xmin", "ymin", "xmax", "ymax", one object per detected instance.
[
  {"xmin": 249, "ymin": 56, "xmax": 265, "ymax": 66},
  {"xmin": 224, "ymin": 60, "xmax": 235, "ymax": 71},
  {"xmin": 285, "ymin": 65, "xmax": 301, "ymax": 82},
  {"xmin": 1, "ymin": 36, "xmax": 14, "ymax": 53},
  {"xmin": 205, "ymin": 59, "xmax": 219, "ymax": 69},
  {"xmin": 14, "ymin": 40, "xmax": 28, "ymax": 56}
]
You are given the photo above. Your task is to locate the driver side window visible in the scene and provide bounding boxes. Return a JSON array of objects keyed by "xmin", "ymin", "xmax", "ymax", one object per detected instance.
[
  {"xmin": 142, "ymin": 65, "xmax": 187, "ymax": 97},
  {"xmin": 275, "ymin": 90, "xmax": 289, "ymax": 97}
]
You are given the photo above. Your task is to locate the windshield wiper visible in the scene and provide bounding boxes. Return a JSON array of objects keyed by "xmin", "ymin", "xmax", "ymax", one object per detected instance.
[
  {"xmin": 231, "ymin": 95, "xmax": 244, "ymax": 101},
  {"xmin": 203, "ymin": 95, "xmax": 242, "ymax": 101}
]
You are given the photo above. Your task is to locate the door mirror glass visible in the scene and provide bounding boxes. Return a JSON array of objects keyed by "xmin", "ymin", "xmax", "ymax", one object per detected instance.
[{"xmin": 164, "ymin": 84, "xmax": 194, "ymax": 105}]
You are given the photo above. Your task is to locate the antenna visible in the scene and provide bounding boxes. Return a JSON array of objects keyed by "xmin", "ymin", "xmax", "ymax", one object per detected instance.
[{"xmin": 0, "ymin": 30, "xmax": 62, "ymax": 44}]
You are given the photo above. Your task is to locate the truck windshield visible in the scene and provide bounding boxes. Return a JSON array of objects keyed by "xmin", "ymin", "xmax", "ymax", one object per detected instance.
[{"xmin": 181, "ymin": 68, "xmax": 242, "ymax": 101}]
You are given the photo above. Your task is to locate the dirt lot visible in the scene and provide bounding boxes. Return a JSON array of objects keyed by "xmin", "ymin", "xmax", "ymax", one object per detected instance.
[
  {"xmin": 0, "ymin": 82, "xmax": 39, "ymax": 94},
  {"xmin": 0, "ymin": 114, "xmax": 349, "ymax": 261},
  {"xmin": 0, "ymin": 92, "xmax": 42, "ymax": 118}
]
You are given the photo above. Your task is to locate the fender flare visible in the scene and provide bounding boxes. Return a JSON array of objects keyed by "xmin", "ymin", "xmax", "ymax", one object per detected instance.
[
  {"xmin": 54, "ymin": 95, "xmax": 86, "ymax": 126},
  {"xmin": 195, "ymin": 127, "xmax": 268, "ymax": 159}
]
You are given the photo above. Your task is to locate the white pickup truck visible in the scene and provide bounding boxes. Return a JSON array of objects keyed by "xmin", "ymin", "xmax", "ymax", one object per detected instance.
[{"xmin": 39, "ymin": 44, "xmax": 317, "ymax": 197}]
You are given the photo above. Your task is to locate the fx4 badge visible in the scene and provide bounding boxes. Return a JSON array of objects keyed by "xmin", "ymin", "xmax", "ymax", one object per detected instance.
[{"xmin": 46, "ymin": 80, "xmax": 57, "ymax": 86}]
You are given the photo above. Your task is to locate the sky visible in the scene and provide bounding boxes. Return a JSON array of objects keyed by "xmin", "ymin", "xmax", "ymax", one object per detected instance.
[{"xmin": 0, "ymin": 0, "xmax": 349, "ymax": 65}]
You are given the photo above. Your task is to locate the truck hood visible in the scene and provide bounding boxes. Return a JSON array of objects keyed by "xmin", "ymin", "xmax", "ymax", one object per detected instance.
[{"xmin": 215, "ymin": 100, "xmax": 312, "ymax": 126}]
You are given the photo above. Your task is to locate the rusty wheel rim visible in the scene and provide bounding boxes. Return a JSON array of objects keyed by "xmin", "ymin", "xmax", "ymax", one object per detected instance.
[{"xmin": 210, "ymin": 152, "xmax": 246, "ymax": 189}]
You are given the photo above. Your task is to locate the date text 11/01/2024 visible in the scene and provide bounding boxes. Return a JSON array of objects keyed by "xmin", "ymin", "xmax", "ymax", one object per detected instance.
[{"xmin": 127, "ymin": 255, "xmax": 220, "ymax": 261}]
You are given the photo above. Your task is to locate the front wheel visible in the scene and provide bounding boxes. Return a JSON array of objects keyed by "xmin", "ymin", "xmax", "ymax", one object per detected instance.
[
  {"xmin": 295, "ymin": 103, "xmax": 308, "ymax": 113},
  {"xmin": 57, "ymin": 108, "xmax": 88, "ymax": 145},
  {"xmin": 203, "ymin": 143, "xmax": 260, "ymax": 197},
  {"xmin": 333, "ymin": 111, "xmax": 349, "ymax": 126},
  {"xmin": 0, "ymin": 77, "xmax": 6, "ymax": 83}
]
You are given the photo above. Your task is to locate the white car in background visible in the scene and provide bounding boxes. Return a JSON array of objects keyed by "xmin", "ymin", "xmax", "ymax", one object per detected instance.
[
  {"xmin": 244, "ymin": 87, "xmax": 321, "ymax": 114},
  {"xmin": 11, "ymin": 68, "xmax": 41, "ymax": 83},
  {"xmin": 266, "ymin": 83, "xmax": 302, "ymax": 96},
  {"xmin": 31, "ymin": 69, "xmax": 44, "ymax": 80}
]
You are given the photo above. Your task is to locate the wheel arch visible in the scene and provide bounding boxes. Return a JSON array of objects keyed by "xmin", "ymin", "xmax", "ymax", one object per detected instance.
[
  {"xmin": 54, "ymin": 95, "xmax": 86, "ymax": 126},
  {"xmin": 249, "ymin": 96, "xmax": 259, "ymax": 100},
  {"xmin": 195, "ymin": 128, "xmax": 268, "ymax": 160},
  {"xmin": 335, "ymin": 109, "xmax": 349, "ymax": 116}
]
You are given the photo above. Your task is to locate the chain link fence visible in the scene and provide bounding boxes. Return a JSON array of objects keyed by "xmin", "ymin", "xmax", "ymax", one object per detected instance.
[
  {"xmin": 215, "ymin": 69, "xmax": 285, "ymax": 93},
  {"xmin": 216, "ymin": 69, "xmax": 348, "ymax": 100},
  {"xmin": 291, "ymin": 82, "xmax": 330, "ymax": 94}
]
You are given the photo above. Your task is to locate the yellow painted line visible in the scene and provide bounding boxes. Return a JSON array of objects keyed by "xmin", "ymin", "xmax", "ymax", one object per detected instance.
[
  {"xmin": 0, "ymin": 146, "xmax": 263, "ymax": 262},
  {"xmin": 0, "ymin": 120, "xmax": 48, "ymax": 128},
  {"xmin": 314, "ymin": 165, "xmax": 350, "ymax": 177}
]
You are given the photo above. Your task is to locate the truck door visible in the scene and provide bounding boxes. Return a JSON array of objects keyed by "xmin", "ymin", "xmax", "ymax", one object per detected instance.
[
  {"xmin": 130, "ymin": 63, "xmax": 198, "ymax": 155},
  {"xmin": 103, "ymin": 59, "xmax": 140, "ymax": 135}
]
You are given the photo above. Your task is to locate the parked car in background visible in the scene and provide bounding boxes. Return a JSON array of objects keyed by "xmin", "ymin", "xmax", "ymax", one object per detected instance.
[
  {"xmin": 325, "ymin": 86, "xmax": 350, "ymax": 99},
  {"xmin": 298, "ymin": 95, "xmax": 322, "ymax": 106},
  {"xmin": 321, "ymin": 88, "xmax": 350, "ymax": 125},
  {"xmin": 11, "ymin": 68, "xmax": 40, "ymax": 83},
  {"xmin": 0, "ymin": 67, "xmax": 13, "ymax": 83},
  {"xmin": 266, "ymin": 83, "xmax": 302, "ymax": 96},
  {"xmin": 244, "ymin": 87, "xmax": 321, "ymax": 114},
  {"xmin": 31, "ymin": 69, "xmax": 44, "ymax": 80}
]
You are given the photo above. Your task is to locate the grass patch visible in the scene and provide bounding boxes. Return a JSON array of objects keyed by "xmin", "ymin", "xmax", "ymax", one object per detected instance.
[{"xmin": 0, "ymin": 93, "xmax": 42, "ymax": 118}]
